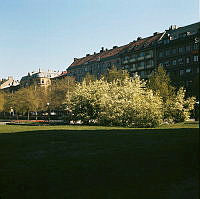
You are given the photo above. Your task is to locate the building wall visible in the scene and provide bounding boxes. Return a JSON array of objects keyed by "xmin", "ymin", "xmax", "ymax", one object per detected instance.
[
  {"xmin": 66, "ymin": 22, "xmax": 199, "ymax": 96},
  {"xmin": 156, "ymin": 22, "xmax": 199, "ymax": 96},
  {"xmin": 20, "ymin": 70, "xmax": 61, "ymax": 88},
  {"xmin": 0, "ymin": 77, "xmax": 19, "ymax": 90}
]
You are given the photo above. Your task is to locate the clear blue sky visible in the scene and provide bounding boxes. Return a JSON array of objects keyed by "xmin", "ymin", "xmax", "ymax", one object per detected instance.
[{"xmin": 0, "ymin": 0, "xmax": 199, "ymax": 80}]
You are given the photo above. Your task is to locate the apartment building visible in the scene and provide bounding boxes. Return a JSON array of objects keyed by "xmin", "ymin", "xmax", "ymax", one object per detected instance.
[
  {"xmin": 67, "ymin": 22, "xmax": 199, "ymax": 96},
  {"xmin": 67, "ymin": 45, "xmax": 129, "ymax": 81},
  {"xmin": 20, "ymin": 69, "xmax": 61, "ymax": 87},
  {"xmin": 156, "ymin": 22, "xmax": 199, "ymax": 95},
  {"xmin": 120, "ymin": 33, "xmax": 162, "ymax": 79},
  {"xmin": 0, "ymin": 76, "xmax": 19, "ymax": 90}
]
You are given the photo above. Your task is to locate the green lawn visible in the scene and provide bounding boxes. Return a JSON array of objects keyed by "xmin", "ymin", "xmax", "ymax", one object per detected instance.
[{"xmin": 0, "ymin": 123, "xmax": 199, "ymax": 199}]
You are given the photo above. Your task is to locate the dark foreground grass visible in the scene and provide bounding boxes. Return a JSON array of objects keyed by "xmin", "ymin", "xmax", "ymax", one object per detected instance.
[{"xmin": 0, "ymin": 123, "xmax": 199, "ymax": 199}]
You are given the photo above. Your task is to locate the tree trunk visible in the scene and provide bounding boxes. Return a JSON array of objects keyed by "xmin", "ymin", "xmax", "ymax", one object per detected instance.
[{"xmin": 27, "ymin": 111, "xmax": 30, "ymax": 120}]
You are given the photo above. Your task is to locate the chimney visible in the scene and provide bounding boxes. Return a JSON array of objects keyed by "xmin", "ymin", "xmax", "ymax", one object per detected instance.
[
  {"xmin": 113, "ymin": 46, "xmax": 118, "ymax": 49},
  {"xmin": 153, "ymin": 32, "xmax": 159, "ymax": 36},
  {"xmin": 8, "ymin": 76, "xmax": 13, "ymax": 81},
  {"xmin": 94, "ymin": 52, "xmax": 96, "ymax": 55},
  {"xmin": 137, "ymin": 37, "xmax": 142, "ymax": 41},
  {"xmin": 86, "ymin": 54, "xmax": 90, "ymax": 57},
  {"xmin": 169, "ymin": 25, "xmax": 178, "ymax": 30},
  {"xmin": 74, "ymin": 58, "xmax": 78, "ymax": 61},
  {"xmin": 100, "ymin": 47, "xmax": 104, "ymax": 52}
]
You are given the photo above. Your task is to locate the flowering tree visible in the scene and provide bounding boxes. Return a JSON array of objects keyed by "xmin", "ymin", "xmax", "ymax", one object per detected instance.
[
  {"xmin": 69, "ymin": 75, "xmax": 164, "ymax": 127},
  {"xmin": 0, "ymin": 91, "xmax": 5, "ymax": 112},
  {"xmin": 164, "ymin": 88, "xmax": 196, "ymax": 123}
]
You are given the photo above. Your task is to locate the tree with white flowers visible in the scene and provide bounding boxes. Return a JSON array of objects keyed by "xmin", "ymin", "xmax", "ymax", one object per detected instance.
[{"xmin": 69, "ymin": 75, "xmax": 164, "ymax": 127}]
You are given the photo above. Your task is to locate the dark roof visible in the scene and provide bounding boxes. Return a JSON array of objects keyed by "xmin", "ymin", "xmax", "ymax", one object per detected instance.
[{"xmin": 68, "ymin": 33, "xmax": 162, "ymax": 69}]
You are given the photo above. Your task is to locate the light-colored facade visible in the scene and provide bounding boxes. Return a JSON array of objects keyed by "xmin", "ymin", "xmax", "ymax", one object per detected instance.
[
  {"xmin": 0, "ymin": 76, "xmax": 19, "ymax": 89},
  {"xmin": 20, "ymin": 69, "xmax": 61, "ymax": 87}
]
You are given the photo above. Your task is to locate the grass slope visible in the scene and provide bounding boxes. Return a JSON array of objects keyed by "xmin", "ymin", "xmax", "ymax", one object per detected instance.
[{"xmin": 0, "ymin": 123, "xmax": 199, "ymax": 199}]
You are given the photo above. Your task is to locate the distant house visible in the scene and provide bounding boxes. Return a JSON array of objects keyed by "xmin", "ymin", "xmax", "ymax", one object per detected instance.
[
  {"xmin": 0, "ymin": 76, "xmax": 19, "ymax": 90},
  {"xmin": 20, "ymin": 69, "xmax": 62, "ymax": 87}
]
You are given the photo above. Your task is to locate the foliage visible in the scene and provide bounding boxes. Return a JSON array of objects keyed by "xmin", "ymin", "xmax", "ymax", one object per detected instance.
[
  {"xmin": 48, "ymin": 77, "xmax": 76, "ymax": 110},
  {"xmin": 2, "ymin": 85, "xmax": 47, "ymax": 119},
  {"xmin": 69, "ymin": 75, "xmax": 163, "ymax": 127},
  {"xmin": 164, "ymin": 88, "xmax": 196, "ymax": 123},
  {"xmin": 102, "ymin": 65, "xmax": 130, "ymax": 83},
  {"xmin": 0, "ymin": 91, "xmax": 5, "ymax": 112},
  {"xmin": 147, "ymin": 66, "xmax": 175, "ymax": 102},
  {"xmin": 83, "ymin": 73, "xmax": 96, "ymax": 85},
  {"xmin": 192, "ymin": 74, "xmax": 199, "ymax": 100}
]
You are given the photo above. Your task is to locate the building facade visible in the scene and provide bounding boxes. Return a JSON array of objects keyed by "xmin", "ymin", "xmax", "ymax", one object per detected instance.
[
  {"xmin": 67, "ymin": 45, "xmax": 128, "ymax": 81},
  {"xmin": 120, "ymin": 33, "xmax": 162, "ymax": 79},
  {"xmin": 20, "ymin": 69, "xmax": 61, "ymax": 87},
  {"xmin": 0, "ymin": 76, "xmax": 19, "ymax": 90},
  {"xmin": 156, "ymin": 22, "xmax": 199, "ymax": 96},
  {"xmin": 66, "ymin": 22, "xmax": 199, "ymax": 97}
]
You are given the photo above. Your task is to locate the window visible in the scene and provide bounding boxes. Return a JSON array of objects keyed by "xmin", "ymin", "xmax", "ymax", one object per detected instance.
[
  {"xmin": 140, "ymin": 71, "xmax": 145, "ymax": 77},
  {"xmin": 193, "ymin": 43, "xmax": 199, "ymax": 50},
  {"xmin": 186, "ymin": 45, "xmax": 191, "ymax": 52},
  {"xmin": 172, "ymin": 48, "xmax": 177, "ymax": 54},
  {"xmin": 186, "ymin": 57, "xmax": 190, "ymax": 63},
  {"xmin": 41, "ymin": 79, "xmax": 44, "ymax": 84},
  {"xmin": 139, "ymin": 52, "xmax": 145, "ymax": 57},
  {"xmin": 146, "ymin": 60, "xmax": 153, "ymax": 66},
  {"xmin": 165, "ymin": 61, "xmax": 169, "ymax": 66},
  {"xmin": 178, "ymin": 47, "xmax": 184, "ymax": 53},
  {"xmin": 159, "ymin": 52, "xmax": 163, "ymax": 57},
  {"xmin": 197, "ymin": 67, "xmax": 199, "ymax": 73},
  {"xmin": 163, "ymin": 39, "xmax": 170, "ymax": 44},
  {"xmin": 186, "ymin": 80, "xmax": 192, "ymax": 87},
  {"xmin": 172, "ymin": 60, "xmax": 177, "ymax": 65},
  {"xmin": 165, "ymin": 50, "xmax": 170, "ymax": 56},
  {"xmin": 180, "ymin": 70, "xmax": 184, "ymax": 76},
  {"xmin": 132, "ymin": 64, "xmax": 136, "ymax": 71},
  {"xmin": 186, "ymin": 68, "xmax": 191, "ymax": 73},
  {"xmin": 146, "ymin": 70, "xmax": 151, "ymax": 75},
  {"xmin": 178, "ymin": 58, "xmax": 183, "ymax": 65},
  {"xmin": 137, "ymin": 62, "xmax": 144, "ymax": 69},
  {"xmin": 125, "ymin": 56, "xmax": 129, "ymax": 60},
  {"xmin": 194, "ymin": 55, "xmax": 199, "ymax": 62}
]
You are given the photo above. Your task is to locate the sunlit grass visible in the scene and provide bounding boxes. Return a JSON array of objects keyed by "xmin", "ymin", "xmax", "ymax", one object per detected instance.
[{"xmin": 0, "ymin": 121, "xmax": 198, "ymax": 134}]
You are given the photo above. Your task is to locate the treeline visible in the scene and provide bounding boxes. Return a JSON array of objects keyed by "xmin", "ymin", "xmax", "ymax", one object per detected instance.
[
  {"xmin": 0, "ymin": 77, "xmax": 76, "ymax": 120},
  {"xmin": 0, "ymin": 66, "xmax": 197, "ymax": 127}
]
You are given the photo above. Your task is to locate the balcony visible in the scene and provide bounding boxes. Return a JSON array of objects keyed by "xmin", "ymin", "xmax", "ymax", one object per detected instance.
[
  {"xmin": 137, "ymin": 66, "xmax": 145, "ymax": 70},
  {"xmin": 138, "ymin": 57, "xmax": 144, "ymax": 61},
  {"xmin": 129, "ymin": 67, "xmax": 136, "ymax": 72},
  {"xmin": 129, "ymin": 58, "xmax": 136, "ymax": 63},
  {"xmin": 146, "ymin": 64, "xmax": 153, "ymax": 69},
  {"xmin": 123, "ymin": 60, "xmax": 128, "ymax": 64},
  {"xmin": 145, "ymin": 54, "xmax": 152, "ymax": 59}
]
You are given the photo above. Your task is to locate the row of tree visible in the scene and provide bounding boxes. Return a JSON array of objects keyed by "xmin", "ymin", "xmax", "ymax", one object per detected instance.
[
  {"xmin": 0, "ymin": 77, "xmax": 76, "ymax": 120},
  {"xmin": 0, "ymin": 66, "xmax": 197, "ymax": 127}
]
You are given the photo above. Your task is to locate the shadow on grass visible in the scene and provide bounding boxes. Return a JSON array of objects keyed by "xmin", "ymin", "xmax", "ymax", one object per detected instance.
[
  {"xmin": 0, "ymin": 128, "xmax": 198, "ymax": 199},
  {"xmin": 1, "ymin": 126, "xmax": 199, "ymax": 135}
]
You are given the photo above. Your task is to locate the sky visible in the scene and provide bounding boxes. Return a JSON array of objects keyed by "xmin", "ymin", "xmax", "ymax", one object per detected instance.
[{"xmin": 0, "ymin": 0, "xmax": 199, "ymax": 80}]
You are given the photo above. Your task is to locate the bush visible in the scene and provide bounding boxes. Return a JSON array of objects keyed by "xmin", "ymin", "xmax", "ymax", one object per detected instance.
[
  {"xmin": 164, "ymin": 88, "xmax": 196, "ymax": 123},
  {"xmin": 69, "ymin": 76, "xmax": 163, "ymax": 127}
]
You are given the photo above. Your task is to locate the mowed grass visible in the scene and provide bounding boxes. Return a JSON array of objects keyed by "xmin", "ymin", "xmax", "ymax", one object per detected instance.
[{"xmin": 0, "ymin": 123, "xmax": 199, "ymax": 199}]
